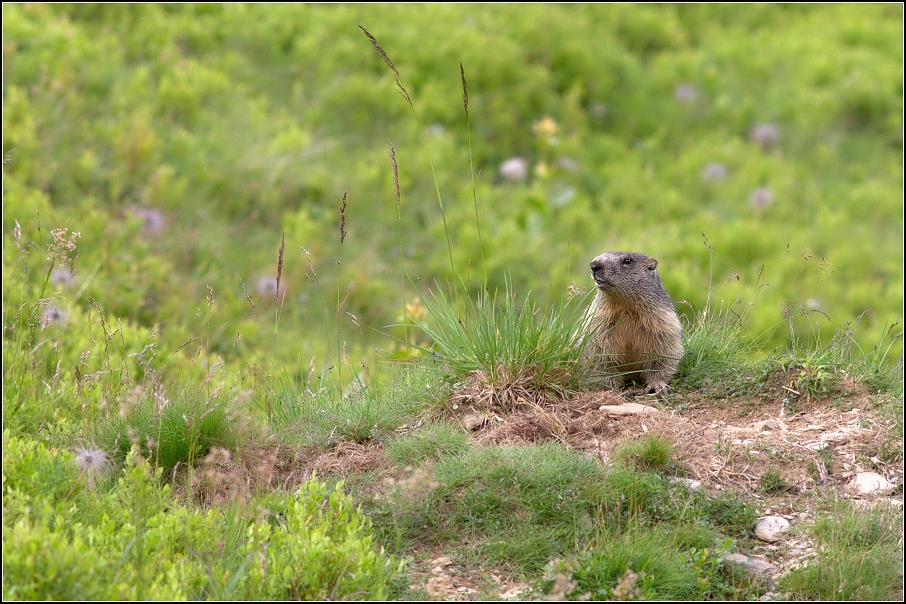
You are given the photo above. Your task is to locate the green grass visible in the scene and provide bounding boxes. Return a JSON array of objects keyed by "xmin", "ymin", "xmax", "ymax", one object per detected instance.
[
  {"xmin": 365, "ymin": 442, "xmax": 760, "ymax": 577},
  {"xmin": 96, "ymin": 388, "xmax": 242, "ymax": 473},
  {"xmin": 611, "ymin": 434, "xmax": 678, "ymax": 473},
  {"xmin": 781, "ymin": 500, "xmax": 904, "ymax": 600},
  {"xmin": 675, "ymin": 307, "xmax": 756, "ymax": 392},
  {"xmin": 759, "ymin": 469, "xmax": 789, "ymax": 493},
  {"xmin": 412, "ymin": 281, "xmax": 594, "ymax": 410},
  {"xmin": 1, "ymin": 4, "xmax": 903, "ymax": 600},
  {"xmin": 560, "ymin": 527, "xmax": 758, "ymax": 600},
  {"xmin": 266, "ymin": 365, "xmax": 431, "ymax": 449},
  {"xmin": 384, "ymin": 420, "xmax": 471, "ymax": 466}
]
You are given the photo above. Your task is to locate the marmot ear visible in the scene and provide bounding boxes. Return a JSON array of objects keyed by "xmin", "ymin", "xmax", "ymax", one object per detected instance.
[{"xmin": 647, "ymin": 257, "xmax": 659, "ymax": 270}]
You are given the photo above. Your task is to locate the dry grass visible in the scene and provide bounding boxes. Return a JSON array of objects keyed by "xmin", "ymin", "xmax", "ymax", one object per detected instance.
[{"xmin": 450, "ymin": 364, "xmax": 581, "ymax": 414}]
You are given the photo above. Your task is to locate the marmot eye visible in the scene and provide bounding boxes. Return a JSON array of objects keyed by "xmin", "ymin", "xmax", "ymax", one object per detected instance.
[{"xmin": 622, "ymin": 258, "xmax": 633, "ymax": 265}]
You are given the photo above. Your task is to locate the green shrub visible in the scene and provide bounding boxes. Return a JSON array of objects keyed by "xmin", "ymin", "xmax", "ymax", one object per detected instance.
[
  {"xmin": 3, "ymin": 435, "xmax": 402, "ymax": 600},
  {"xmin": 244, "ymin": 479, "xmax": 405, "ymax": 600}
]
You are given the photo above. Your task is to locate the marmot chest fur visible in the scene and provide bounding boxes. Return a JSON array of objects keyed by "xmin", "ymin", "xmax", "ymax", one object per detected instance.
[{"xmin": 585, "ymin": 251, "xmax": 683, "ymax": 394}]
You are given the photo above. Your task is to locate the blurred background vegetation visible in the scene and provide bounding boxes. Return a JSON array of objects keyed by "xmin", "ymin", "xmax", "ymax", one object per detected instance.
[{"xmin": 3, "ymin": 3, "xmax": 903, "ymax": 387}]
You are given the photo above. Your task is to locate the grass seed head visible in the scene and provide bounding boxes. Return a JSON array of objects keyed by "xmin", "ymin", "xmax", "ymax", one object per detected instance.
[
  {"xmin": 47, "ymin": 228, "xmax": 80, "ymax": 266},
  {"xmin": 276, "ymin": 231, "xmax": 285, "ymax": 306},
  {"xmin": 339, "ymin": 192, "xmax": 347, "ymax": 244},
  {"xmin": 460, "ymin": 62, "xmax": 469, "ymax": 120},
  {"xmin": 387, "ymin": 139, "xmax": 400, "ymax": 207},
  {"xmin": 358, "ymin": 25, "xmax": 412, "ymax": 106}
]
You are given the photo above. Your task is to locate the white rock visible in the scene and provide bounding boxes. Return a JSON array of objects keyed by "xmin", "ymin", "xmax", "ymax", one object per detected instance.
[
  {"xmin": 845, "ymin": 472, "xmax": 895, "ymax": 497},
  {"xmin": 752, "ymin": 419, "xmax": 786, "ymax": 432},
  {"xmin": 755, "ymin": 516, "xmax": 791, "ymax": 542},
  {"xmin": 461, "ymin": 414, "xmax": 486, "ymax": 431},
  {"xmin": 723, "ymin": 553, "xmax": 777, "ymax": 579},
  {"xmin": 500, "ymin": 584, "xmax": 529, "ymax": 600},
  {"xmin": 598, "ymin": 402, "xmax": 659, "ymax": 416},
  {"xmin": 669, "ymin": 477, "xmax": 703, "ymax": 491},
  {"xmin": 820, "ymin": 431, "xmax": 849, "ymax": 444}
]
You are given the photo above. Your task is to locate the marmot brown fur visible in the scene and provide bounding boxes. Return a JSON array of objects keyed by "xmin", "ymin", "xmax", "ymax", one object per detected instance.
[{"xmin": 584, "ymin": 251, "xmax": 684, "ymax": 395}]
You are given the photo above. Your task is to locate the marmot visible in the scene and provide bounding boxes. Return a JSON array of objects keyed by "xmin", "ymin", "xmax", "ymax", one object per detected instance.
[{"xmin": 584, "ymin": 251, "xmax": 684, "ymax": 395}]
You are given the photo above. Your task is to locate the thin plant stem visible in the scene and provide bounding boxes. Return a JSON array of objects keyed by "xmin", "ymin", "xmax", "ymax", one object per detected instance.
[
  {"xmin": 461, "ymin": 63, "xmax": 487, "ymax": 287},
  {"xmin": 337, "ymin": 192, "xmax": 347, "ymax": 386},
  {"xmin": 388, "ymin": 139, "xmax": 409, "ymax": 354},
  {"xmin": 359, "ymin": 25, "xmax": 457, "ymax": 296}
]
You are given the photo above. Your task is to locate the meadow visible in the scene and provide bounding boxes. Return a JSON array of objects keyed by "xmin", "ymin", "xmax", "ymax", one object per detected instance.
[{"xmin": 2, "ymin": 4, "xmax": 903, "ymax": 600}]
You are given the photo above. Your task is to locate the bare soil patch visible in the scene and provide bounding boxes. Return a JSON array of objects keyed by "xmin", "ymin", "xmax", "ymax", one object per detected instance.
[{"xmin": 453, "ymin": 384, "xmax": 902, "ymax": 503}]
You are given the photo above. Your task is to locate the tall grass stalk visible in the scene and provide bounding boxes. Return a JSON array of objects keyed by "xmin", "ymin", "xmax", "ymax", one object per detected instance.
[
  {"xmin": 272, "ymin": 231, "xmax": 286, "ymax": 374},
  {"xmin": 461, "ymin": 63, "xmax": 486, "ymax": 287},
  {"xmin": 337, "ymin": 193, "xmax": 347, "ymax": 386},
  {"xmin": 387, "ymin": 139, "xmax": 408, "ymax": 353},
  {"xmin": 359, "ymin": 25, "xmax": 456, "ymax": 290}
]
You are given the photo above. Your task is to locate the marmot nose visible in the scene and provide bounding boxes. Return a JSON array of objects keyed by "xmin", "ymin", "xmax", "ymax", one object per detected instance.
[{"xmin": 590, "ymin": 259, "xmax": 603, "ymax": 273}]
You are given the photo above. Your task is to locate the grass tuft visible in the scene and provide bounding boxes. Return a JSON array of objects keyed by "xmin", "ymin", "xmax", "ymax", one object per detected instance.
[
  {"xmin": 782, "ymin": 499, "xmax": 903, "ymax": 600},
  {"xmin": 384, "ymin": 421, "xmax": 470, "ymax": 466},
  {"xmin": 611, "ymin": 434, "xmax": 677, "ymax": 473},
  {"xmin": 97, "ymin": 388, "xmax": 241, "ymax": 473},
  {"xmin": 411, "ymin": 281, "xmax": 593, "ymax": 411}
]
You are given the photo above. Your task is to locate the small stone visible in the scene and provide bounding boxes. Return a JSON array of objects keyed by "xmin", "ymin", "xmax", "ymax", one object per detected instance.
[
  {"xmin": 845, "ymin": 472, "xmax": 895, "ymax": 497},
  {"xmin": 598, "ymin": 402, "xmax": 659, "ymax": 416},
  {"xmin": 462, "ymin": 414, "xmax": 486, "ymax": 431},
  {"xmin": 723, "ymin": 553, "xmax": 777, "ymax": 580},
  {"xmin": 755, "ymin": 516, "xmax": 791, "ymax": 542},
  {"xmin": 820, "ymin": 431, "xmax": 849, "ymax": 444},
  {"xmin": 669, "ymin": 477, "xmax": 703, "ymax": 491},
  {"xmin": 752, "ymin": 419, "xmax": 785, "ymax": 432}
]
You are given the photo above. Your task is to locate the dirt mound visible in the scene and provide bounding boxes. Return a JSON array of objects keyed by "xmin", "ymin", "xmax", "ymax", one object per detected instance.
[{"xmin": 453, "ymin": 385, "xmax": 902, "ymax": 499}]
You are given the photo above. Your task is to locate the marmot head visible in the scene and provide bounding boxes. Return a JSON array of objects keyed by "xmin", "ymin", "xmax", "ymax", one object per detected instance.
[{"xmin": 590, "ymin": 251, "xmax": 660, "ymax": 295}]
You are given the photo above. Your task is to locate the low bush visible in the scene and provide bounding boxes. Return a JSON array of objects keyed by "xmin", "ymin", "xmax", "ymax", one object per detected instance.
[{"xmin": 2, "ymin": 434, "xmax": 403, "ymax": 600}]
